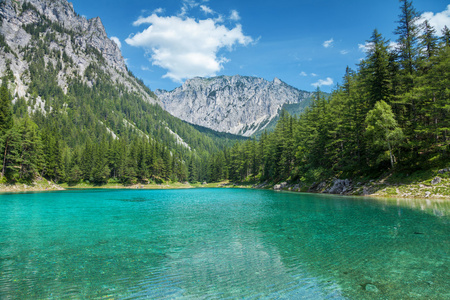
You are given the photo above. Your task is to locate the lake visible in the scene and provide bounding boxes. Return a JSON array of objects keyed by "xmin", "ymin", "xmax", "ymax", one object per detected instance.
[{"xmin": 0, "ymin": 188, "xmax": 449, "ymax": 299}]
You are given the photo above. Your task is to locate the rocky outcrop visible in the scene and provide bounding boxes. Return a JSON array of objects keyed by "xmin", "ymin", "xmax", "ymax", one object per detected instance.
[
  {"xmin": 325, "ymin": 179, "xmax": 353, "ymax": 194},
  {"xmin": 273, "ymin": 182, "xmax": 287, "ymax": 190},
  {"xmin": 156, "ymin": 75, "xmax": 313, "ymax": 136}
]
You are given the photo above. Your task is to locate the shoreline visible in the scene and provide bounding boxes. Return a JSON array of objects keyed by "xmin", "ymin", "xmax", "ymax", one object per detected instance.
[
  {"xmin": 0, "ymin": 180, "xmax": 228, "ymax": 193},
  {"xmin": 1, "ymin": 179, "xmax": 449, "ymax": 201}
]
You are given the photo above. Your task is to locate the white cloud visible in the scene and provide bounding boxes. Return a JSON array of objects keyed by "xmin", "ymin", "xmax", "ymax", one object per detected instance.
[
  {"xmin": 340, "ymin": 50, "xmax": 349, "ymax": 55},
  {"xmin": 299, "ymin": 71, "xmax": 307, "ymax": 77},
  {"xmin": 110, "ymin": 36, "xmax": 122, "ymax": 49},
  {"xmin": 214, "ymin": 15, "xmax": 224, "ymax": 23},
  {"xmin": 420, "ymin": 5, "xmax": 450, "ymax": 35},
  {"xmin": 126, "ymin": 14, "xmax": 253, "ymax": 82},
  {"xmin": 312, "ymin": 77, "xmax": 334, "ymax": 88},
  {"xmin": 230, "ymin": 10, "xmax": 240, "ymax": 21},
  {"xmin": 200, "ymin": 5, "xmax": 214, "ymax": 15},
  {"xmin": 389, "ymin": 41, "xmax": 400, "ymax": 51},
  {"xmin": 358, "ymin": 42, "xmax": 374, "ymax": 53},
  {"xmin": 141, "ymin": 66, "xmax": 150, "ymax": 71},
  {"xmin": 323, "ymin": 38, "xmax": 334, "ymax": 48},
  {"xmin": 311, "ymin": 73, "xmax": 318, "ymax": 77},
  {"xmin": 153, "ymin": 8, "xmax": 164, "ymax": 14}
]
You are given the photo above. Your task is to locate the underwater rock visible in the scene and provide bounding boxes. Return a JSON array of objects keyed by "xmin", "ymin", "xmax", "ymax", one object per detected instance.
[{"xmin": 365, "ymin": 283, "xmax": 379, "ymax": 293}]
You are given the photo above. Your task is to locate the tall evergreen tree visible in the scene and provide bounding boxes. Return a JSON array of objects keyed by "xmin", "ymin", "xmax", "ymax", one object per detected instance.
[
  {"xmin": 0, "ymin": 82, "xmax": 13, "ymax": 134},
  {"xmin": 394, "ymin": 0, "xmax": 421, "ymax": 81}
]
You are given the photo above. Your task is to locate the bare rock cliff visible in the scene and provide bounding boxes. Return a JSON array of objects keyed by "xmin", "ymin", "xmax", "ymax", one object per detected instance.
[{"xmin": 156, "ymin": 75, "xmax": 313, "ymax": 136}]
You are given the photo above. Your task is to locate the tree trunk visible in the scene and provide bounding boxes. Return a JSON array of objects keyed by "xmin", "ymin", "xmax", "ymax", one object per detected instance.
[{"xmin": 388, "ymin": 141, "xmax": 394, "ymax": 169}]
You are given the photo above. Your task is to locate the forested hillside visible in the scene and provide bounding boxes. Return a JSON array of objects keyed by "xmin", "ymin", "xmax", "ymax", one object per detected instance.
[
  {"xmin": 1, "ymin": 0, "xmax": 448, "ymax": 189},
  {"xmin": 215, "ymin": 0, "xmax": 450, "ymax": 185},
  {"xmin": 0, "ymin": 0, "xmax": 242, "ymax": 186}
]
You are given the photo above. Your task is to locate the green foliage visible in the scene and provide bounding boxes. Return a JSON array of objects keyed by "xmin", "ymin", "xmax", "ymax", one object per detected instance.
[
  {"xmin": 0, "ymin": 82, "xmax": 13, "ymax": 134},
  {"xmin": 365, "ymin": 101, "xmax": 404, "ymax": 168}
]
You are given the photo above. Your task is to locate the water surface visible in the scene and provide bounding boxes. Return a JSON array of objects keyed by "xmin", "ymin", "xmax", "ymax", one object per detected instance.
[{"xmin": 0, "ymin": 188, "xmax": 449, "ymax": 299}]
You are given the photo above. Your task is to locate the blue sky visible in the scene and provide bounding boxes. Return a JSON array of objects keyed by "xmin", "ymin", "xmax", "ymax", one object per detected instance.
[{"xmin": 70, "ymin": 0, "xmax": 450, "ymax": 92}]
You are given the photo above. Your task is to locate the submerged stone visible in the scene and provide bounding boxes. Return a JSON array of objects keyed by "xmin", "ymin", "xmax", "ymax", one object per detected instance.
[{"xmin": 365, "ymin": 283, "xmax": 379, "ymax": 293}]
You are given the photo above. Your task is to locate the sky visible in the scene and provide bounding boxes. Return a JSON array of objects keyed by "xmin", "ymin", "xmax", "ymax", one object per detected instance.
[{"xmin": 70, "ymin": 0, "xmax": 450, "ymax": 92}]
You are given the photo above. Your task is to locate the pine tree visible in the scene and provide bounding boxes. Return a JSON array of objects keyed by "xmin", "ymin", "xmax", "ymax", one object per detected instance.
[
  {"xmin": 17, "ymin": 118, "xmax": 43, "ymax": 181},
  {"xmin": 0, "ymin": 83, "xmax": 13, "ymax": 134},
  {"xmin": 441, "ymin": 26, "xmax": 450, "ymax": 48},
  {"xmin": 419, "ymin": 20, "xmax": 438, "ymax": 60},
  {"xmin": 394, "ymin": 0, "xmax": 421, "ymax": 81},
  {"xmin": 364, "ymin": 29, "xmax": 392, "ymax": 106}
]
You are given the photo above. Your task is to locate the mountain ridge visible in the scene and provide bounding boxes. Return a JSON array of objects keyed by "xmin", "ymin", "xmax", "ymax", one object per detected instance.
[{"xmin": 156, "ymin": 75, "xmax": 314, "ymax": 136}]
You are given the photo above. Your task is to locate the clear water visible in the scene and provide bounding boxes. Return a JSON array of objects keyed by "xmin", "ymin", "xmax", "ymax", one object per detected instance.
[{"xmin": 0, "ymin": 188, "xmax": 449, "ymax": 299}]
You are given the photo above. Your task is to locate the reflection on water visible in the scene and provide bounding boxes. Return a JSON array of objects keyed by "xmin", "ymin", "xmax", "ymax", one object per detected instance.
[{"xmin": 0, "ymin": 189, "xmax": 449, "ymax": 299}]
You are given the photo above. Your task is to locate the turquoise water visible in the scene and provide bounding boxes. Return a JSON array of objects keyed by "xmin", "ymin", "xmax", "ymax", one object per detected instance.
[{"xmin": 0, "ymin": 189, "xmax": 449, "ymax": 299}]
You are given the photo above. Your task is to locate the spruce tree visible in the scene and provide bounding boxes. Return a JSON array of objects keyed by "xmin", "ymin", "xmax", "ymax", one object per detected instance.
[{"xmin": 0, "ymin": 83, "xmax": 13, "ymax": 134}]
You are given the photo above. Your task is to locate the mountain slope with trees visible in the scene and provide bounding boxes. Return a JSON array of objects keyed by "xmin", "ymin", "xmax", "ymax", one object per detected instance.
[{"xmin": 0, "ymin": 0, "xmax": 243, "ymax": 186}]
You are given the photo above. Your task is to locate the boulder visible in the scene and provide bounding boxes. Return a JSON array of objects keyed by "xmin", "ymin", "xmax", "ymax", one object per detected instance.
[
  {"xmin": 431, "ymin": 177, "xmax": 442, "ymax": 185},
  {"xmin": 437, "ymin": 168, "xmax": 449, "ymax": 174},
  {"xmin": 326, "ymin": 179, "xmax": 352, "ymax": 194}
]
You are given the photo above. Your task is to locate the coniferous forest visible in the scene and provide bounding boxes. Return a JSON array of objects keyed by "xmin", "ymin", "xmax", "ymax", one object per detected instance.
[
  {"xmin": 199, "ymin": 0, "xmax": 450, "ymax": 185},
  {"xmin": 0, "ymin": 0, "xmax": 449, "ymax": 187}
]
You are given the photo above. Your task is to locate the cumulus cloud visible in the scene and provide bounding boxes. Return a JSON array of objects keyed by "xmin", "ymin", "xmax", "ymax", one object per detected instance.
[
  {"xmin": 126, "ymin": 14, "xmax": 253, "ymax": 82},
  {"xmin": 230, "ymin": 10, "xmax": 240, "ymax": 21},
  {"xmin": 340, "ymin": 50, "xmax": 349, "ymax": 55},
  {"xmin": 323, "ymin": 38, "xmax": 334, "ymax": 48},
  {"xmin": 110, "ymin": 36, "xmax": 121, "ymax": 49},
  {"xmin": 420, "ymin": 4, "xmax": 450, "ymax": 35},
  {"xmin": 312, "ymin": 77, "xmax": 334, "ymax": 88},
  {"xmin": 311, "ymin": 73, "xmax": 318, "ymax": 77},
  {"xmin": 299, "ymin": 71, "xmax": 307, "ymax": 77}
]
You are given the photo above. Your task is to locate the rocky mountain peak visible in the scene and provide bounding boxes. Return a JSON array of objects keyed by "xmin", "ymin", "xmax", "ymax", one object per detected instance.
[
  {"xmin": 273, "ymin": 77, "xmax": 282, "ymax": 85},
  {"xmin": 156, "ymin": 75, "xmax": 314, "ymax": 136}
]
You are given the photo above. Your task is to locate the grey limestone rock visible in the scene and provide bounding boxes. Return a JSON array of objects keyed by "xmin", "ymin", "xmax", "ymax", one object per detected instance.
[
  {"xmin": 0, "ymin": 0, "xmax": 159, "ymax": 105},
  {"xmin": 325, "ymin": 179, "xmax": 352, "ymax": 194},
  {"xmin": 156, "ymin": 76, "xmax": 314, "ymax": 136},
  {"xmin": 431, "ymin": 177, "xmax": 442, "ymax": 185}
]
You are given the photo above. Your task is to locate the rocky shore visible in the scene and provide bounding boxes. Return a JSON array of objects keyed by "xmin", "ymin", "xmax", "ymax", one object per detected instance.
[
  {"xmin": 0, "ymin": 179, "xmax": 64, "ymax": 193},
  {"xmin": 261, "ymin": 167, "xmax": 450, "ymax": 199}
]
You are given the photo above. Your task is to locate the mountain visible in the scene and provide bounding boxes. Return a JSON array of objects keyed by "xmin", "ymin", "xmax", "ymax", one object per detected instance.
[
  {"xmin": 0, "ymin": 0, "xmax": 245, "ymax": 184},
  {"xmin": 0, "ymin": 0, "xmax": 157, "ymax": 105},
  {"xmin": 156, "ymin": 75, "xmax": 314, "ymax": 137}
]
